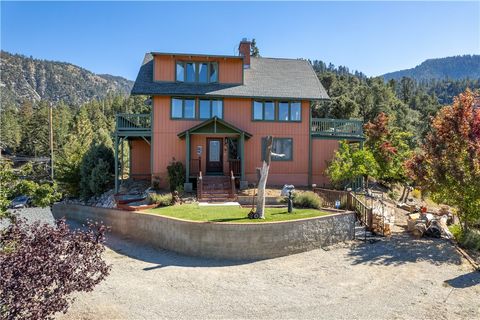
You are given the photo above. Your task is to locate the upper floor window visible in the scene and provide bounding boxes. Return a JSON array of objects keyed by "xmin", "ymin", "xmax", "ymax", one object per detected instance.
[
  {"xmin": 176, "ymin": 62, "xmax": 218, "ymax": 83},
  {"xmin": 171, "ymin": 98, "xmax": 196, "ymax": 119},
  {"xmin": 199, "ymin": 99, "xmax": 223, "ymax": 119},
  {"xmin": 278, "ymin": 101, "xmax": 301, "ymax": 121},
  {"xmin": 253, "ymin": 101, "xmax": 275, "ymax": 121},
  {"xmin": 253, "ymin": 100, "xmax": 301, "ymax": 122}
]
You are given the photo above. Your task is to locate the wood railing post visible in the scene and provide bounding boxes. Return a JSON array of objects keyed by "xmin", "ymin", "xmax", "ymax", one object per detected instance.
[
  {"xmin": 230, "ymin": 170, "xmax": 235, "ymax": 199},
  {"xmin": 197, "ymin": 171, "xmax": 203, "ymax": 200}
]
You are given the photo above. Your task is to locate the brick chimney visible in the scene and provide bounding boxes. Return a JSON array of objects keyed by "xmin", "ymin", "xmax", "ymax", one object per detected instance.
[{"xmin": 238, "ymin": 38, "xmax": 251, "ymax": 68}]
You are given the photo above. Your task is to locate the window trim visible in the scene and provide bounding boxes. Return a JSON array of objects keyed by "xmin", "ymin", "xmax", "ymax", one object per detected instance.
[
  {"xmin": 252, "ymin": 100, "xmax": 302, "ymax": 122},
  {"xmin": 261, "ymin": 137, "xmax": 293, "ymax": 162},
  {"xmin": 278, "ymin": 101, "xmax": 302, "ymax": 122},
  {"xmin": 175, "ymin": 61, "xmax": 219, "ymax": 84},
  {"xmin": 171, "ymin": 97, "xmax": 197, "ymax": 120},
  {"xmin": 199, "ymin": 99, "xmax": 224, "ymax": 120},
  {"xmin": 171, "ymin": 97, "xmax": 224, "ymax": 121}
]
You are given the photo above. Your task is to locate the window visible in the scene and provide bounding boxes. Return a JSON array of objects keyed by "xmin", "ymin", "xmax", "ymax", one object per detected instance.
[
  {"xmin": 176, "ymin": 62, "xmax": 219, "ymax": 83},
  {"xmin": 253, "ymin": 101, "xmax": 301, "ymax": 122},
  {"xmin": 171, "ymin": 98, "xmax": 196, "ymax": 119},
  {"xmin": 209, "ymin": 63, "xmax": 218, "ymax": 82},
  {"xmin": 278, "ymin": 101, "xmax": 301, "ymax": 121},
  {"xmin": 253, "ymin": 101, "xmax": 275, "ymax": 121},
  {"xmin": 186, "ymin": 63, "xmax": 196, "ymax": 82},
  {"xmin": 176, "ymin": 63, "xmax": 184, "ymax": 82},
  {"xmin": 262, "ymin": 138, "xmax": 293, "ymax": 161},
  {"xmin": 199, "ymin": 99, "xmax": 223, "ymax": 119}
]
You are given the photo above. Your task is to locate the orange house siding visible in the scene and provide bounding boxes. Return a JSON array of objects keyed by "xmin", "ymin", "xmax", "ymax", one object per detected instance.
[
  {"xmin": 311, "ymin": 139, "xmax": 339, "ymax": 187},
  {"xmin": 151, "ymin": 96, "xmax": 315, "ymax": 187},
  {"xmin": 153, "ymin": 55, "xmax": 243, "ymax": 83},
  {"xmin": 130, "ymin": 139, "xmax": 151, "ymax": 180}
]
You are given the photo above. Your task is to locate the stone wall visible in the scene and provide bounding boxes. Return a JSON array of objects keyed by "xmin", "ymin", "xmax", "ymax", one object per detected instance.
[{"xmin": 52, "ymin": 204, "xmax": 356, "ymax": 260}]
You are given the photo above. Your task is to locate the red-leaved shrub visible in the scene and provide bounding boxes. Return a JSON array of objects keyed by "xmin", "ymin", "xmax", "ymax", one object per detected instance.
[{"xmin": 0, "ymin": 219, "xmax": 110, "ymax": 319}]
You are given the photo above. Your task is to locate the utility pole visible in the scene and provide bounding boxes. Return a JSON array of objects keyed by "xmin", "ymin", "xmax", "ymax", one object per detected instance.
[{"xmin": 49, "ymin": 103, "xmax": 54, "ymax": 181}]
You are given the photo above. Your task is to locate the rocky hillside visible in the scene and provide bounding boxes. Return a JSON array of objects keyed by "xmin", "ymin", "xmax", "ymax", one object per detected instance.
[
  {"xmin": 0, "ymin": 51, "xmax": 133, "ymax": 106},
  {"xmin": 382, "ymin": 55, "xmax": 480, "ymax": 82}
]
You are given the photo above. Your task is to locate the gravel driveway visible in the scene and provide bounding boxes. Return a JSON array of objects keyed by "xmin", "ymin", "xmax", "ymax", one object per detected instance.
[{"xmin": 6, "ymin": 208, "xmax": 480, "ymax": 319}]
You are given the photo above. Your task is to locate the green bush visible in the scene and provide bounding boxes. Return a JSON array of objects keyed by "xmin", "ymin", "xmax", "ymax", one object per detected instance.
[
  {"xmin": 292, "ymin": 191, "xmax": 323, "ymax": 209},
  {"xmin": 449, "ymin": 225, "xmax": 480, "ymax": 251},
  {"xmin": 148, "ymin": 193, "xmax": 172, "ymax": 207},
  {"xmin": 13, "ymin": 180, "xmax": 38, "ymax": 198},
  {"xmin": 167, "ymin": 159, "xmax": 185, "ymax": 192},
  {"xmin": 79, "ymin": 143, "xmax": 114, "ymax": 199},
  {"xmin": 32, "ymin": 183, "xmax": 62, "ymax": 207}
]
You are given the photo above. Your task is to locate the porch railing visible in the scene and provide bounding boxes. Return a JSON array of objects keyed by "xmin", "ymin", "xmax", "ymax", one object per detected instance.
[
  {"xmin": 190, "ymin": 158, "xmax": 201, "ymax": 176},
  {"xmin": 311, "ymin": 118, "xmax": 363, "ymax": 138},
  {"xmin": 116, "ymin": 113, "xmax": 151, "ymax": 131},
  {"xmin": 228, "ymin": 159, "xmax": 241, "ymax": 176},
  {"xmin": 313, "ymin": 188, "xmax": 349, "ymax": 209}
]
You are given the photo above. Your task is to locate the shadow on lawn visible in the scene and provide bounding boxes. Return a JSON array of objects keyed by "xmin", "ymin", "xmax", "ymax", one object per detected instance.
[{"xmin": 348, "ymin": 233, "xmax": 464, "ymax": 266}]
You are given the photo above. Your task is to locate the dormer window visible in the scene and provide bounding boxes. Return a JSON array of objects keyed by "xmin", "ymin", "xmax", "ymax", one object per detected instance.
[{"xmin": 176, "ymin": 62, "xmax": 218, "ymax": 83}]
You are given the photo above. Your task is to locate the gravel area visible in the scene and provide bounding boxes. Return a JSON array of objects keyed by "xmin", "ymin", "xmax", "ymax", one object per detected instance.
[{"xmin": 5, "ymin": 208, "xmax": 480, "ymax": 319}]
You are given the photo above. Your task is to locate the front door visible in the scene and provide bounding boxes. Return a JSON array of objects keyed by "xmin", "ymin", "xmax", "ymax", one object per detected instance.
[{"xmin": 206, "ymin": 138, "xmax": 223, "ymax": 174}]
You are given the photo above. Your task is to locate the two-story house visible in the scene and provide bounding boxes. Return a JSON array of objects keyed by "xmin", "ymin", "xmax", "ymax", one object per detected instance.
[{"xmin": 115, "ymin": 39, "xmax": 364, "ymax": 197}]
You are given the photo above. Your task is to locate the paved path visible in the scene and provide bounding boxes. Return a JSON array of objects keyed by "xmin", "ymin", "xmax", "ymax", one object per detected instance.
[{"xmin": 7, "ymin": 208, "xmax": 480, "ymax": 319}]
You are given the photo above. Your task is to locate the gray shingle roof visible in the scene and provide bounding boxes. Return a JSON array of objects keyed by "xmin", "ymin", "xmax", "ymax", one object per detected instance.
[{"xmin": 131, "ymin": 53, "xmax": 329, "ymax": 100}]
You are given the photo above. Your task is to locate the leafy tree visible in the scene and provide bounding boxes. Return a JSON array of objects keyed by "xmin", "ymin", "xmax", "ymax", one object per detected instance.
[
  {"xmin": 0, "ymin": 219, "xmax": 110, "ymax": 319},
  {"xmin": 326, "ymin": 141, "xmax": 379, "ymax": 189},
  {"xmin": 0, "ymin": 162, "xmax": 16, "ymax": 217},
  {"xmin": 364, "ymin": 112, "xmax": 413, "ymax": 184},
  {"xmin": 31, "ymin": 183, "xmax": 62, "ymax": 207},
  {"xmin": 405, "ymin": 90, "xmax": 480, "ymax": 229}
]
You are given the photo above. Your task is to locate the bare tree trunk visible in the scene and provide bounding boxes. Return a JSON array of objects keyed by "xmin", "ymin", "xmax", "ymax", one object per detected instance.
[
  {"xmin": 399, "ymin": 184, "xmax": 407, "ymax": 202},
  {"xmin": 256, "ymin": 136, "xmax": 273, "ymax": 219}
]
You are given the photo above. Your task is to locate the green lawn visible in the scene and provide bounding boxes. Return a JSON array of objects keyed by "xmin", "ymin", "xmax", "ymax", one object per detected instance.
[{"xmin": 145, "ymin": 204, "xmax": 330, "ymax": 223}]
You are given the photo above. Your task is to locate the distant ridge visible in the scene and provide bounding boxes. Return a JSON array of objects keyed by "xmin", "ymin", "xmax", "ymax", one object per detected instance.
[
  {"xmin": 0, "ymin": 51, "xmax": 133, "ymax": 106},
  {"xmin": 382, "ymin": 55, "xmax": 480, "ymax": 82}
]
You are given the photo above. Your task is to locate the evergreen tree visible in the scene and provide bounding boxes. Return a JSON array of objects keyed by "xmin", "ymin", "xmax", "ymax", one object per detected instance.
[
  {"xmin": 250, "ymin": 38, "xmax": 260, "ymax": 57},
  {"xmin": 0, "ymin": 106, "xmax": 22, "ymax": 152}
]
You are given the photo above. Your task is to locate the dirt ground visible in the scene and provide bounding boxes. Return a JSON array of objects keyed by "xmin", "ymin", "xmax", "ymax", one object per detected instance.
[
  {"xmin": 9, "ymin": 208, "xmax": 479, "ymax": 319},
  {"xmin": 57, "ymin": 228, "xmax": 480, "ymax": 319}
]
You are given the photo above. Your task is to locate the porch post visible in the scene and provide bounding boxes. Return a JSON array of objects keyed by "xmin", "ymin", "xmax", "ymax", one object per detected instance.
[
  {"xmin": 185, "ymin": 131, "xmax": 190, "ymax": 183},
  {"xmin": 114, "ymin": 134, "xmax": 119, "ymax": 193},
  {"xmin": 240, "ymin": 131, "xmax": 245, "ymax": 181}
]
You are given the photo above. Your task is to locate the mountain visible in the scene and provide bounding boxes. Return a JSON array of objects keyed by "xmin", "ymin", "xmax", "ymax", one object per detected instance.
[
  {"xmin": 382, "ymin": 55, "xmax": 480, "ymax": 82},
  {"xmin": 0, "ymin": 51, "xmax": 133, "ymax": 106}
]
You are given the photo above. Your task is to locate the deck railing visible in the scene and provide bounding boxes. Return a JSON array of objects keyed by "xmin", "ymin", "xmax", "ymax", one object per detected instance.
[
  {"xmin": 116, "ymin": 113, "xmax": 151, "ymax": 131},
  {"xmin": 311, "ymin": 118, "xmax": 363, "ymax": 138}
]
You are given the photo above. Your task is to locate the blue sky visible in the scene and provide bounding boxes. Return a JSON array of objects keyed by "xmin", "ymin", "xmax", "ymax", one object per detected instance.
[{"xmin": 1, "ymin": 1, "xmax": 479, "ymax": 80}]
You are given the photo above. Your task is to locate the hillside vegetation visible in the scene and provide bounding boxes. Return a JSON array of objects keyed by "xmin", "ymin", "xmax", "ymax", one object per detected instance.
[
  {"xmin": 382, "ymin": 55, "xmax": 480, "ymax": 81},
  {"xmin": 0, "ymin": 51, "xmax": 133, "ymax": 106}
]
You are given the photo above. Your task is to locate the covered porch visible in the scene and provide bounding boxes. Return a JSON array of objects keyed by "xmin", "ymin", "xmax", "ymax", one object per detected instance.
[
  {"xmin": 178, "ymin": 117, "xmax": 252, "ymax": 189},
  {"xmin": 114, "ymin": 113, "xmax": 152, "ymax": 193}
]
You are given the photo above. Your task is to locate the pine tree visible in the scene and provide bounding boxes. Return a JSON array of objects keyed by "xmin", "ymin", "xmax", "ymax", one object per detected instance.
[
  {"xmin": 0, "ymin": 106, "xmax": 22, "ymax": 152},
  {"xmin": 250, "ymin": 38, "xmax": 260, "ymax": 57}
]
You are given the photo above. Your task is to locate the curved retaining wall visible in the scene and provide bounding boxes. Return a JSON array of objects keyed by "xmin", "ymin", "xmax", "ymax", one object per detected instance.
[{"xmin": 52, "ymin": 204, "xmax": 355, "ymax": 260}]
